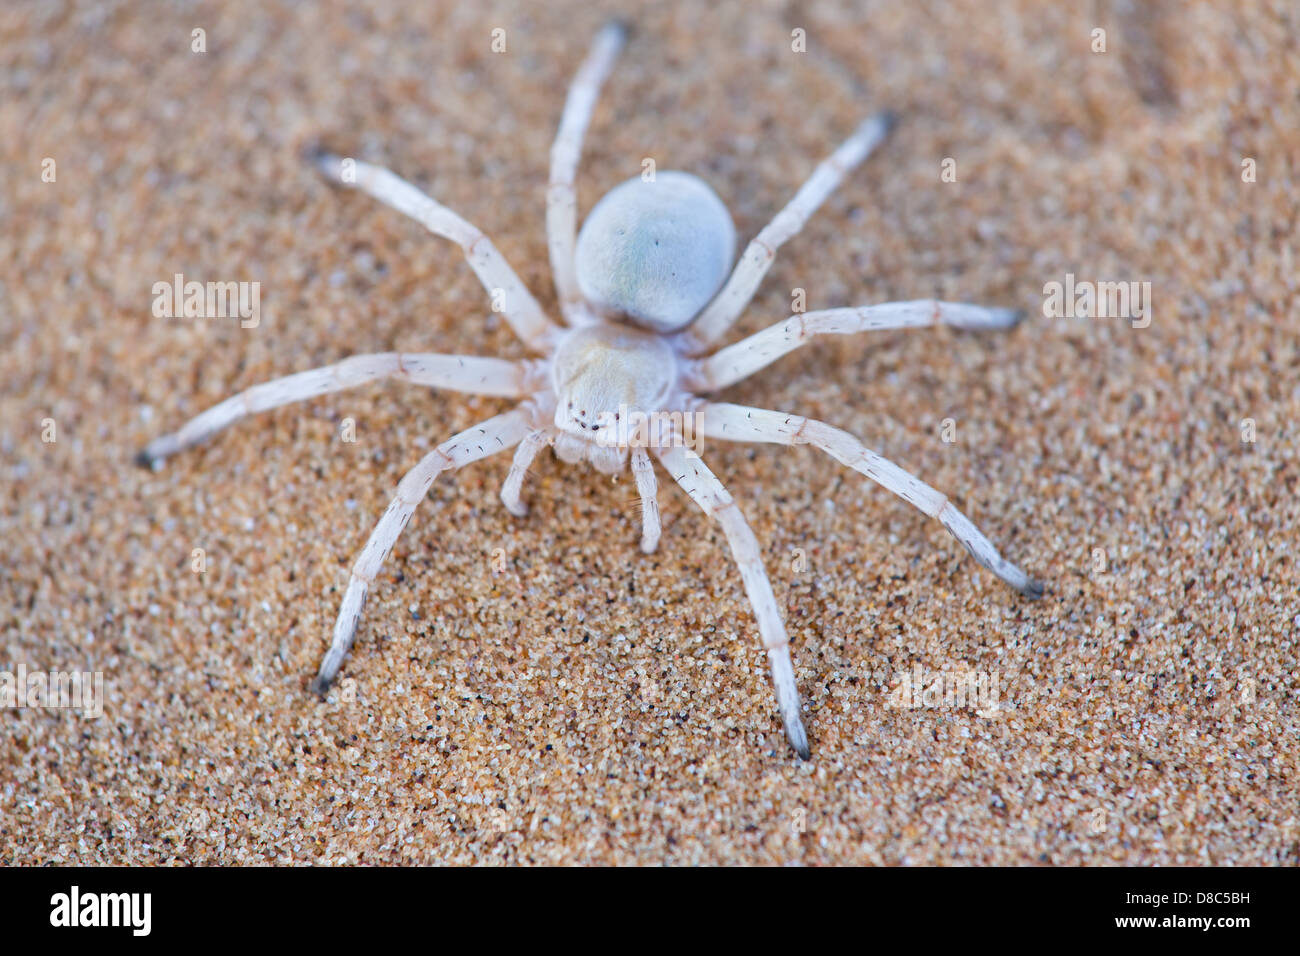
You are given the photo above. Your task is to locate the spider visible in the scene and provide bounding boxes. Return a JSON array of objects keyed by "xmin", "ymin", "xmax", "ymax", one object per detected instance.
[{"xmin": 138, "ymin": 21, "xmax": 1042, "ymax": 759}]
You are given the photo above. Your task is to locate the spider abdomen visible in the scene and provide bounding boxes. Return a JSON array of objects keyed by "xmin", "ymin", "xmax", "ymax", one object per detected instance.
[{"xmin": 575, "ymin": 171, "xmax": 735, "ymax": 334}]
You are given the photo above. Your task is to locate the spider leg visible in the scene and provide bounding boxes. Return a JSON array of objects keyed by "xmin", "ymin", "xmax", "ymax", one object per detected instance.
[
  {"xmin": 630, "ymin": 445, "xmax": 661, "ymax": 553},
  {"xmin": 308, "ymin": 150, "xmax": 561, "ymax": 352},
  {"xmin": 500, "ymin": 428, "xmax": 551, "ymax": 517},
  {"xmin": 311, "ymin": 406, "xmax": 533, "ymax": 693},
  {"xmin": 680, "ymin": 111, "xmax": 896, "ymax": 354},
  {"xmin": 656, "ymin": 443, "xmax": 810, "ymax": 759},
  {"xmin": 548, "ymin": 20, "xmax": 629, "ymax": 326},
  {"xmin": 684, "ymin": 300, "xmax": 1023, "ymax": 392},
  {"xmin": 696, "ymin": 401, "xmax": 1044, "ymax": 597},
  {"xmin": 137, "ymin": 353, "xmax": 532, "ymax": 467}
]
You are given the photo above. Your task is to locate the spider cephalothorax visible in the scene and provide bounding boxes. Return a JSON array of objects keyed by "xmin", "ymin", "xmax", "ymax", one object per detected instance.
[
  {"xmin": 551, "ymin": 324, "xmax": 678, "ymax": 443},
  {"xmin": 140, "ymin": 22, "xmax": 1041, "ymax": 760}
]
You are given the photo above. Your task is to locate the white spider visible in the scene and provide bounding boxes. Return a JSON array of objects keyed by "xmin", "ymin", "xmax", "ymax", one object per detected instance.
[{"xmin": 139, "ymin": 22, "xmax": 1041, "ymax": 759}]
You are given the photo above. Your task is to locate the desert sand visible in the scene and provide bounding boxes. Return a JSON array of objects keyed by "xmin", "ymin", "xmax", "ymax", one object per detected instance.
[{"xmin": 1, "ymin": 0, "xmax": 1296, "ymax": 863}]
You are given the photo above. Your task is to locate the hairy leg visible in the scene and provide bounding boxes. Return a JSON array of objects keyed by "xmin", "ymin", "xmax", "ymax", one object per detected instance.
[
  {"xmin": 696, "ymin": 401, "xmax": 1043, "ymax": 597},
  {"xmin": 309, "ymin": 151, "xmax": 561, "ymax": 351},
  {"xmin": 680, "ymin": 111, "xmax": 896, "ymax": 353},
  {"xmin": 548, "ymin": 20, "xmax": 629, "ymax": 325},
  {"xmin": 312, "ymin": 407, "xmax": 534, "ymax": 691},
  {"xmin": 138, "ymin": 353, "xmax": 531, "ymax": 466},
  {"xmin": 685, "ymin": 300, "xmax": 1022, "ymax": 392},
  {"xmin": 657, "ymin": 443, "xmax": 810, "ymax": 758}
]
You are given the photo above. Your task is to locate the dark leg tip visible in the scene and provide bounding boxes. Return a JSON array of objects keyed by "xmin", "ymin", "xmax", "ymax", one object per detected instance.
[
  {"xmin": 604, "ymin": 18, "xmax": 633, "ymax": 41},
  {"xmin": 796, "ymin": 744, "xmax": 812, "ymax": 761},
  {"xmin": 134, "ymin": 449, "xmax": 157, "ymax": 470},
  {"xmin": 308, "ymin": 675, "xmax": 331, "ymax": 698},
  {"xmin": 302, "ymin": 141, "xmax": 344, "ymax": 181},
  {"xmin": 1023, "ymin": 579, "xmax": 1045, "ymax": 599},
  {"xmin": 300, "ymin": 140, "xmax": 330, "ymax": 164}
]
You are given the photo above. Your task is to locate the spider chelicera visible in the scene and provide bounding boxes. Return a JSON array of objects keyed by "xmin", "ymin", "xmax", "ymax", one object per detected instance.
[{"xmin": 139, "ymin": 21, "xmax": 1042, "ymax": 759}]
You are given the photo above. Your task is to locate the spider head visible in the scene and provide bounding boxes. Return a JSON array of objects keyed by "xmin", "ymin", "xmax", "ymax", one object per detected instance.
[
  {"xmin": 575, "ymin": 171, "xmax": 735, "ymax": 334},
  {"xmin": 550, "ymin": 324, "xmax": 678, "ymax": 448}
]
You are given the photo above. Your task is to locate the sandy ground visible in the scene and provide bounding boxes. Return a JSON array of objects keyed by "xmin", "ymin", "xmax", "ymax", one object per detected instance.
[{"xmin": 1, "ymin": 0, "xmax": 1297, "ymax": 865}]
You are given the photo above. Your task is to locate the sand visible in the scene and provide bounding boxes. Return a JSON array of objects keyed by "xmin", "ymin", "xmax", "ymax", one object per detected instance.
[{"xmin": 1, "ymin": 0, "xmax": 1297, "ymax": 864}]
